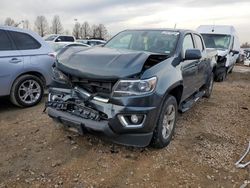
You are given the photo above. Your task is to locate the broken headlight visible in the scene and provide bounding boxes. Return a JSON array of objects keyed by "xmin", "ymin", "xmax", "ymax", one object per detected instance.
[
  {"xmin": 112, "ymin": 77, "xmax": 157, "ymax": 97},
  {"xmin": 52, "ymin": 67, "xmax": 70, "ymax": 84}
]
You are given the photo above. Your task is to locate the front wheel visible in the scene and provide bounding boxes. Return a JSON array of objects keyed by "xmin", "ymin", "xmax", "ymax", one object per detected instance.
[
  {"xmin": 10, "ymin": 74, "xmax": 44, "ymax": 107},
  {"xmin": 151, "ymin": 95, "xmax": 177, "ymax": 148},
  {"xmin": 215, "ymin": 68, "xmax": 227, "ymax": 82}
]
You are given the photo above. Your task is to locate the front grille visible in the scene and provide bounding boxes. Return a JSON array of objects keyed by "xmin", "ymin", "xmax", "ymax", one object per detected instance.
[{"xmin": 71, "ymin": 77, "xmax": 116, "ymax": 97}]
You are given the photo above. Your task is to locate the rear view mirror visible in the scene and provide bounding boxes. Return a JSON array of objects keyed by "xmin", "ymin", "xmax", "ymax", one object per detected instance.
[{"xmin": 185, "ymin": 49, "xmax": 202, "ymax": 60}]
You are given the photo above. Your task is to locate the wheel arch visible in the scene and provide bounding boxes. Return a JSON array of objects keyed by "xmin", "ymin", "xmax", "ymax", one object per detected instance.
[
  {"xmin": 157, "ymin": 82, "xmax": 184, "ymax": 118},
  {"xmin": 13, "ymin": 71, "xmax": 46, "ymax": 88},
  {"xmin": 164, "ymin": 82, "xmax": 183, "ymax": 105}
]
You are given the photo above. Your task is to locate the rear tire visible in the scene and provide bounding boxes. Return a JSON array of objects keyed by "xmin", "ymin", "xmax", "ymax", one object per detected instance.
[
  {"xmin": 10, "ymin": 74, "xmax": 44, "ymax": 107},
  {"xmin": 151, "ymin": 95, "xmax": 177, "ymax": 148},
  {"xmin": 204, "ymin": 72, "xmax": 214, "ymax": 98}
]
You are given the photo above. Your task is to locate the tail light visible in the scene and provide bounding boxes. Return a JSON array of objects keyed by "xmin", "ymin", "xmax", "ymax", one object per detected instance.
[{"xmin": 48, "ymin": 52, "xmax": 56, "ymax": 59}]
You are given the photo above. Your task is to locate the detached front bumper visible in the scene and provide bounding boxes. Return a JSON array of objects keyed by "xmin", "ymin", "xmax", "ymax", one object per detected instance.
[{"xmin": 47, "ymin": 87, "xmax": 160, "ymax": 147}]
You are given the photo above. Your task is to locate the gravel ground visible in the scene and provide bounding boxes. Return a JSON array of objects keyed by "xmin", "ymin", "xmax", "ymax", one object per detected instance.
[{"xmin": 0, "ymin": 66, "xmax": 249, "ymax": 188}]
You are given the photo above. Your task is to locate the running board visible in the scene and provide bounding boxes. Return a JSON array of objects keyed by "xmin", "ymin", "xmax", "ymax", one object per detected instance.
[{"xmin": 180, "ymin": 90, "xmax": 205, "ymax": 113}]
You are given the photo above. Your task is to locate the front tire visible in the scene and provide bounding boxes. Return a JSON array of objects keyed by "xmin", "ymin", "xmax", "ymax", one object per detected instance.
[
  {"xmin": 10, "ymin": 74, "xmax": 44, "ymax": 107},
  {"xmin": 151, "ymin": 95, "xmax": 177, "ymax": 148},
  {"xmin": 215, "ymin": 68, "xmax": 227, "ymax": 82}
]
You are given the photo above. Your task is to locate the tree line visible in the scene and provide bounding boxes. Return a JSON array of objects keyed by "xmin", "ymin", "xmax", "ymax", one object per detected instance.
[
  {"xmin": 241, "ymin": 42, "xmax": 250, "ymax": 48},
  {"xmin": 4, "ymin": 15, "xmax": 109, "ymax": 40}
]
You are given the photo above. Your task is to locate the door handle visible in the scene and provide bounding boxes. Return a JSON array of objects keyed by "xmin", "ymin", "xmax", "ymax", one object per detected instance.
[{"xmin": 9, "ymin": 58, "xmax": 22, "ymax": 64}]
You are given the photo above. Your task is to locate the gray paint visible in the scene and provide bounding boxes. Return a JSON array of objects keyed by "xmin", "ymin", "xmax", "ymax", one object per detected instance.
[{"xmin": 48, "ymin": 29, "xmax": 216, "ymax": 146}]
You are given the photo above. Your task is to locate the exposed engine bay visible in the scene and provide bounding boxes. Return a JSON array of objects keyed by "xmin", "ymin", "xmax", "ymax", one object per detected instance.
[{"xmin": 46, "ymin": 87, "xmax": 110, "ymax": 122}]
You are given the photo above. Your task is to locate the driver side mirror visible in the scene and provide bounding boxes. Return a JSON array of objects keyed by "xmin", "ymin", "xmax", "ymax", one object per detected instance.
[
  {"xmin": 230, "ymin": 50, "xmax": 239, "ymax": 56},
  {"xmin": 184, "ymin": 49, "xmax": 202, "ymax": 60}
]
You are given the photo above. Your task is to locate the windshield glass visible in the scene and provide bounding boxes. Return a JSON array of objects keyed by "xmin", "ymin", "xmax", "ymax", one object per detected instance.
[
  {"xmin": 201, "ymin": 34, "xmax": 231, "ymax": 49},
  {"xmin": 105, "ymin": 30, "xmax": 179, "ymax": 55},
  {"xmin": 45, "ymin": 35, "xmax": 58, "ymax": 41}
]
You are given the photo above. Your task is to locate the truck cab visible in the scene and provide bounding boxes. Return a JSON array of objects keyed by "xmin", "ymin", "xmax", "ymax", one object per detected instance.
[{"xmin": 47, "ymin": 29, "xmax": 216, "ymax": 148}]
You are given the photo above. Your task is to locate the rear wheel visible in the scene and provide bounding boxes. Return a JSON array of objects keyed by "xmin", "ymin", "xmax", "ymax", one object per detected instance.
[
  {"xmin": 204, "ymin": 72, "xmax": 214, "ymax": 98},
  {"xmin": 10, "ymin": 74, "xmax": 44, "ymax": 107},
  {"xmin": 151, "ymin": 95, "xmax": 177, "ymax": 148}
]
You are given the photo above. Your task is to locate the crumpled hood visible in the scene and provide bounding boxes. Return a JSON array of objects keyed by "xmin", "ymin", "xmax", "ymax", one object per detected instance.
[
  {"xmin": 217, "ymin": 49, "xmax": 229, "ymax": 57},
  {"xmin": 56, "ymin": 47, "xmax": 167, "ymax": 80},
  {"xmin": 206, "ymin": 48, "xmax": 229, "ymax": 57}
]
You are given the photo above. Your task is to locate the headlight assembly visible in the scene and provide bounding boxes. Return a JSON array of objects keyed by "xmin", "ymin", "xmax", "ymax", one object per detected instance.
[
  {"xmin": 52, "ymin": 67, "xmax": 70, "ymax": 84},
  {"xmin": 112, "ymin": 77, "xmax": 157, "ymax": 97}
]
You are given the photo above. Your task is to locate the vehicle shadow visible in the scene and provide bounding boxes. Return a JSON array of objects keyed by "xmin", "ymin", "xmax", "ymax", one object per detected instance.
[
  {"xmin": 0, "ymin": 97, "xmax": 46, "ymax": 113},
  {"xmin": 0, "ymin": 97, "xmax": 19, "ymax": 113}
]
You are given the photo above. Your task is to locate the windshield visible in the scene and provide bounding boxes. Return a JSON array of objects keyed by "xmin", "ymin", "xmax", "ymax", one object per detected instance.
[
  {"xmin": 45, "ymin": 35, "xmax": 58, "ymax": 41},
  {"xmin": 105, "ymin": 30, "xmax": 179, "ymax": 55},
  {"xmin": 201, "ymin": 34, "xmax": 231, "ymax": 50}
]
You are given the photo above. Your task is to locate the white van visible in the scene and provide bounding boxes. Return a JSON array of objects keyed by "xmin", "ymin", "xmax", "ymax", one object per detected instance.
[{"xmin": 197, "ymin": 25, "xmax": 240, "ymax": 81}]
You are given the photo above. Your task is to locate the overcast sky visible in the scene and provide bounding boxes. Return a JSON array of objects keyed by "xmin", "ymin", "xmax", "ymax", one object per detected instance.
[{"xmin": 1, "ymin": 0, "xmax": 250, "ymax": 43}]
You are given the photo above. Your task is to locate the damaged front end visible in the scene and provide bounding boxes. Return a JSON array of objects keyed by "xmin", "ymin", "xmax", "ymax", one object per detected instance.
[
  {"xmin": 207, "ymin": 48, "xmax": 228, "ymax": 82},
  {"xmin": 214, "ymin": 54, "xmax": 227, "ymax": 81},
  {"xmin": 46, "ymin": 62, "xmax": 161, "ymax": 147}
]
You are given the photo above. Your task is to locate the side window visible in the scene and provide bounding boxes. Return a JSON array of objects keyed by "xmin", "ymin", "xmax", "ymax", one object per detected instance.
[
  {"xmin": 0, "ymin": 30, "xmax": 14, "ymax": 51},
  {"xmin": 194, "ymin": 34, "xmax": 204, "ymax": 51},
  {"xmin": 183, "ymin": 34, "xmax": 194, "ymax": 52},
  {"xmin": 9, "ymin": 31, "xmax": 41, "ymax": 50},
  {"xmin": 65, "ymin": 36, "xmax": 74, "ymax": 42},
  {"xmin": 55, "ymin": 36, "xmax": 63, "ymax": 42}
]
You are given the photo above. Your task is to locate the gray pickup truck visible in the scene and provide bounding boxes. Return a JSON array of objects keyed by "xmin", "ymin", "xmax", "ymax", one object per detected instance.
[{"xmin": 46, "ymin": 29, "xmax": 217, "ymax": 148}]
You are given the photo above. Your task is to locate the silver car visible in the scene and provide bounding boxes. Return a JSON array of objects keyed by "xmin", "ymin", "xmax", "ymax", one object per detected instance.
[{"xmin": 0, "ymin": 26, "xmax": 55, "ymax": 107}]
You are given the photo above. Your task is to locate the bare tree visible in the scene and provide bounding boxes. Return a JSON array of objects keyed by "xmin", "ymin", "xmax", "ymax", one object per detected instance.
[
  {"xmin": 96, "ymin": 24, "xmax": 108, "ymax": 39},
  {"xmin": 51, "ymin": 15, "xmax": 63, "ymax": 34},
  {"xmin": 80, "ymin": 22, "xmax": 91, "ymax": 39},
  {"xmin": 4, "ymin": 17, "xmax": 15, "ymax": 26},
  {"xmin": 241, "ymin": 42, "xmax": 250, "ymax": 48},
  {"xmin": 91, "ymin": 24, "xmax": 98, "ymax": 38},
  {"xmin": 72, "ymin": 22, "xmax": 81, "ymax": 39},
  {"xmin": 64, "ymin": 29, "xmax": 70, "ymax": 35},
  {"xmin": 23, "ymin": 20, "xmax": 30, "ymax": 29},
  {"xmin": 34, "ymin": 16, "xmax": 49, "ymax": 37}
]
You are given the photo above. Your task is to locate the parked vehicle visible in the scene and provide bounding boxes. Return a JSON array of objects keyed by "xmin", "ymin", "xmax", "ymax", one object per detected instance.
[
  {"xmin": 243, "ymin": 49, "xmax": 250, "ymax": 66},
  {"xmin": 47, "ymin": 29, "xmax": 217, "ymax": 148},
  {"xmin": 0, "ymin": 26, "xmax": 55, "ymax": 107},
  {"xmin": 197, "ymin": 25, "xmax": 240, "ymax": 81},
  {"xmin": 76, "ymin": 39, "xmax": 106, "ymax": 46},
  {"xmin": 49, "ymin": 42, "xmax": 90, "ymax": 57},
  {"xmin": 44, "ymin": 34, "xmax": 75, "ymax": 43},
  {"xmin": 237, "ymin": 49, "xmax": 245, "ymax": 63}
]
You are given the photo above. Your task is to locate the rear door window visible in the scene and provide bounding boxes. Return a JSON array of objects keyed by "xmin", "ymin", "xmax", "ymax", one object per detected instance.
[
  {"xmin": 57, "ymin": 36, "xmax": 74, "ymax": 42},
  {"xmin": 0, "ymin": 29, "xmax": 14, "ymax": 51},
  {"xmin": 64, "ymin": 36, "xmax": 74, "ymax": 42},
  {"xmin": 9, "ymin": 31, "xmax": 41, "ymax": 50}
]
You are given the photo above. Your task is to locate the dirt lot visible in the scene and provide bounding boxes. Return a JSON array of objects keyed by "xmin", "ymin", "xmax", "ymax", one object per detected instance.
[{"xmin": 0, "ymin": 66, "xmax": 250, "ymax": 188}]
